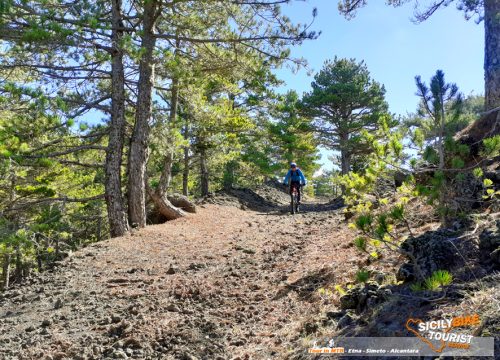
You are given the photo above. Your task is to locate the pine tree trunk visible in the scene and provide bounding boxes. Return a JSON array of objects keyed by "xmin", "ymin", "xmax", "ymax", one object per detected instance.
[
  {"xmin": 200, "ymin": 146, "xmax": 209, "ymax": 196},
  {"xmin": 183, "ymin": 146, "xmax": 189, "ymax": 196},
  {"xmin": 15, "ymin": 247, "xmax": 22, "ymax": 283},
  {"xmin": 439, "ymin": 98, "xmax": 446, "ymax": 226},
  {"xmin": 157, "ymin": 151, "xmax": 173, "ymax": 195},
  {"xmin": 105, "ymin": 0, "xmax": 129, "ymax": 238},
  {"xmin": 182, "ymin": 122, "xmax": 190, "ymax": 196},
  {"xmin": 484, "ymin": 0, "xmax": 500, "ymax": 110},
  {"xmin": 128, "ymin": 0, "xmax": 158, "ymax": 228},
  {"xmin": 156, "ymin": 70, "xmax": 179, "ymax": 197},
  {"xmin": 339, "ymin": 131, "xmax": 351, "ymax": 175},
  {"xmin": 340, "ymin": 150, "xmax": 351, "ymax": 175}
]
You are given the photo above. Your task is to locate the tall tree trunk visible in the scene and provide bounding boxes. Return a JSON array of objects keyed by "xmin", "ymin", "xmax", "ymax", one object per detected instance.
[
  {"xmin": 156, "ymin": 68, "xmax": 179, "ymax": 197},
  {"xmin": 157, "ymin": 151, "xmax": 173, "ymax": 195},
  {"xmin": 438, "ymin": 96, "xmax": 445, "ymax": 171},
  {"xmin": 339, "ymin": 131, "xmax": 351, "ymax": 175},
  {"xmin": 439, "ymin": 96, "xmax": 446, "ymax": 226},
  {"xmin": 15, "ymin": 247, "xmax": 22, "ymax": 283},
  {"xmin": 484, "ymin": 0, "xmax": 500, "ymax": 110},
  {"xmin": 200, "ymin": 146, "xmax": 209, "ymax": 196},
  {"xmin": 128, "ymin": 0, "xmax": 158, "ymax": 228},
  {"xmin": 339, "ymin": 132, "xmax": 351, "ymax": 175},
  {"xmin": 105, "ymin": 0, "xmax": 129, "ymax": 237},
  {"xmin": 182, "ymin": 122, "xmax": 190, "ymax": 196},
  {"xmin": 340, "ymin": 150, "xmax": 351, "ymax": 175}
]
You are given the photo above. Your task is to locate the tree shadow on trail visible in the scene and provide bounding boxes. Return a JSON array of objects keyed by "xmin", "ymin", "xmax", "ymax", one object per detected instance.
[
  {"xmin": 203, "ymin": 187, "xmax": 345, "ymax": 215},
  {"xmin": 273, "ymin": 267, "xmax": 336, "ymax": 302},
  {"xmin": 201, "ymin": 187, "xmax": 280, "ymax": 212},
  {"xmin": 259, "ymin": 199, "xmax": 345, "ymax": 215}
]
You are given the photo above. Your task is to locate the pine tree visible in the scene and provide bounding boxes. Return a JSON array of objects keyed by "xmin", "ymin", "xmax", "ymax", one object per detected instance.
[{"xmin": 301, "ymin": 57, "xmax": 388, "ymax": 175}]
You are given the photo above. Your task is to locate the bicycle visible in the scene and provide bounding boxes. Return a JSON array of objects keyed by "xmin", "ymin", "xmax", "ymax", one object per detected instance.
[{"xmin": 290, "ymin": 183, "xmax": 300, "ymax": 214}]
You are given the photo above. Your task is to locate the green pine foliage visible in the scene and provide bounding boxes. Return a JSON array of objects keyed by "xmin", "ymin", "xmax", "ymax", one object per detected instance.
[
  {"xmin": 411, "ymin": 270, "xmax": 453, "ymax": 292},
  {"xmin": 355, "ymin": 269, "xmax": 370, "ymax": 283},
  {"xmin": 301, "ymin": 57, "xmax": 389, "ymax": 174}
]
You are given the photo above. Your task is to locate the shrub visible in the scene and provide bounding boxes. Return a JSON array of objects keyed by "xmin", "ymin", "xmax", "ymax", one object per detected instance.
[{"xmin": 356, "ymin": 269, "xmax": 370, "ymax": 283}]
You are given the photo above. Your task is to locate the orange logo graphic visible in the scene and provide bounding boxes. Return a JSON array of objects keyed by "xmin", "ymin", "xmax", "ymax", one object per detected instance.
[
  {"xmin": 406, "ymin": 314, "xmax": 479, "ymax": 353},
  {"xmin": 406, "ymin": 318, "xmax": 450, "ymax": 353}
]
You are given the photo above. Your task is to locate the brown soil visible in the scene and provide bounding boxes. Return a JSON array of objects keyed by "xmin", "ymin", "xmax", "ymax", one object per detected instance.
[
  {"xmin": 0, "ymin": 199, "xmax": 366, "ymax": 360},
  {"xmin": 1, "ymin": 189, "xmax": 498, "ymax": 360}
]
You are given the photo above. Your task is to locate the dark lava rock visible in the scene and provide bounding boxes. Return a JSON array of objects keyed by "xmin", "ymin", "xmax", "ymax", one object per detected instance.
[
  {"xmin": 166, "ymin": 265, "xmax": 178, "ymax": 275},
  {"xmin": 326, "ymin": 310, "xmax": 345, "ymax": 320},
  {"xmin": 479, "ymin": 220, "xmax": 500, "ymax": 267},
  {"xmin": 337, "ymin": 312, "xmax": 356, "ymax": 329},
  {"xmin": 339, "ymin": 282, "xmax": 390, "ymax": 312},
  {"xmin": 397, "ymin": 231, "xmax": 458, "ymax": 281}
]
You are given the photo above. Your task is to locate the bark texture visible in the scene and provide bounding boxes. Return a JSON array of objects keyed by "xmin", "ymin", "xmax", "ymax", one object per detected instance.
[
  {"xmin": 127, "ymin": 0, "xmax": 158, "ymax": 228},
  {"xmin": 339, "ymin": 131, "xmax": 351, "ymax": 175},
  {"xmin": 104, "ymin": 0, "xmax": 129, "ymax": 237},
  {"xmin": 147, "ymin": 186, "xmax": 187, "ymax": 220},
  {"xmin": 182, "ymin": 122, "xmax": 190, "ymax": 196},
  {"xmin": 485, "ymin": 0, "xmax": 500, "ymax": 110},
  {"xmin": 157, "ymin": 151, "xmax": 173, "ymax": 195},
  {"xmin": 167, "ymin": 194, "xmax": 196, "ymax": 213}
]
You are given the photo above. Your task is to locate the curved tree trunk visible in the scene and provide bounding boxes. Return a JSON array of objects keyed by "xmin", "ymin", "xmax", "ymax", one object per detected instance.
[
  {"xmin": 485, "ymin": 0, "xmax": 500, "ymax": 110},
  {"xmin": 147, "ymin": 185, "xmax": 187, "ymax": 220},
  {"xmin": 105, "ymin": 0, "xmax": 129, "ymax": 237},
  {"xmin": 167, "ymin": 193, "xmax": 196, "ymax": 213},
  {"xmin": 127, "ymin": 0, "xmax": 158, "ymax": 228}
]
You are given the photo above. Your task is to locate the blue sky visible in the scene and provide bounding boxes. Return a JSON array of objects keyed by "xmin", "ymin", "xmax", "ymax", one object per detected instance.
[{"xmin": 275, "ymin": 0, "xmax": 484, "ymax": 171}]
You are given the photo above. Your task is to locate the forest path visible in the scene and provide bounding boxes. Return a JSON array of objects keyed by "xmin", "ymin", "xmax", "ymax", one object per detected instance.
[{"xmin": 0, "ymin": 203, "xmax": 361, "ymax": 360}]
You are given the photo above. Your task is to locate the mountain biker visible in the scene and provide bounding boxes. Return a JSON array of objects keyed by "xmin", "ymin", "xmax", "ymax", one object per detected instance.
[{"xmin": 283, "ymin": 162, "xmax": 306, "ymax": 204}]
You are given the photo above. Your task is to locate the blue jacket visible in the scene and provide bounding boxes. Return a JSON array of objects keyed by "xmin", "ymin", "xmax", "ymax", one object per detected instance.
[{"xmin": 283, "ymin": 168, "xmax": 306, "ymax": 185}]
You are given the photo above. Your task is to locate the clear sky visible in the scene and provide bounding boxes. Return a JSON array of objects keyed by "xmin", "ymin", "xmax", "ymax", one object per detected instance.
[{"xmin": 275, "ymin": 1, "xmax": 484, "ymax": 171}]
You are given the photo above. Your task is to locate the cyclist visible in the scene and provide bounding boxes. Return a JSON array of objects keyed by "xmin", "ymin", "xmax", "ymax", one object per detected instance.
[{"xmin": 283, "ymin": 162, "xmax": 306, "ymax": 204}]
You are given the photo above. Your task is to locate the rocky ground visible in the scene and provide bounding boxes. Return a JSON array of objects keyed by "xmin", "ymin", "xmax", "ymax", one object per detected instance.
[
  {"xmin": 0, "ymin": 185, "xmax": 498, "ymax": 360},
  {"xmin": 0, "ymin": 187, "xmax": 357, "ymax": 360}
]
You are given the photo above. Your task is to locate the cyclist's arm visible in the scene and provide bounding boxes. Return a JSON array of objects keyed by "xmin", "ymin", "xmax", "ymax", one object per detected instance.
[
  {"xmin": 283, "ymin": 170, "xmax": 291, "ymax": 185},
  {"xmin": 299, "ymin": 170, "xmax": 306, "ymax": 185}
]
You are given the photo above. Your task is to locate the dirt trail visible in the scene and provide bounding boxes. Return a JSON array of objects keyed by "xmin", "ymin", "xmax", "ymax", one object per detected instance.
[{"xmin": 0, "ymin": 200, "xmax": 363, "ymax": 360}]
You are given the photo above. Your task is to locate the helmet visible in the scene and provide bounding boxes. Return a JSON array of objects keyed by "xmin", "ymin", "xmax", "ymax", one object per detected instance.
[{"xmin": 290, "ymin": 162, "xmax": 297, "ymax": 168}]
